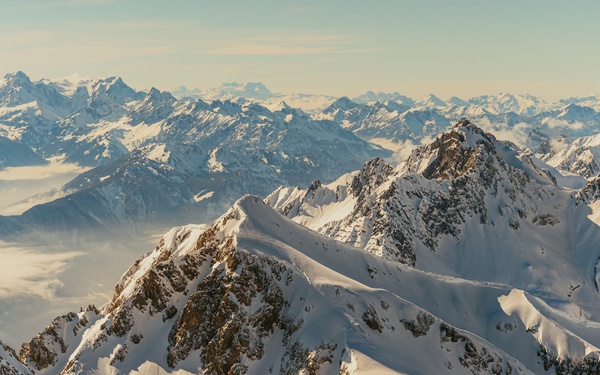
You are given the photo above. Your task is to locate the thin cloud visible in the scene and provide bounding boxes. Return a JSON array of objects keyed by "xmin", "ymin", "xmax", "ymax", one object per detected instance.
[
  {"xmin": 0, "ymin": 188, "xmax": 77, "ymax": 215},
  {"xmin": 544, "ymin": 118, "xmax": 586, "ymax": 130},
  {"xmin": 0, "ymin": 163, "xmax": 89, "ymax": 181},
  {"xmin": 0, "ymin": 243, "xmax": 81, "ymax": 299},
  {"xmin": 207, "ymin": 45, "xmax": 377, "ymax": 56},
  {"xmin": 205, "ymin": 34, "xmax": 377, "ymax": 56}
]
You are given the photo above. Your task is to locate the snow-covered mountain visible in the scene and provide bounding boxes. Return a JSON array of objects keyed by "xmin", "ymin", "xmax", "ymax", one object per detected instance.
[
  {"xmin": 0, "ymin": 94, "xmax": 388, "ymax": 235},
  {"xmin": 415, "ymin": 93, "xmax": 447, "ymax": 108},
  {"xmin": 0, "ymin": 72, "xmax": 144, "ymax": 166},
  {"xmin": 5, "ymin": 120, "xmax": 600, "ymax": 374},
  {"xmin": 321, "ymin": 94, "xmax": 600, "ymax": 155},
  {"xmin": 466, "ymin": 93, "xmax": 556, "ymax": 116},
  {"xmin": 319, "ymin": 97, "xmax": 449, "ymax": 146},
  {"xmin": 352, "ymin": 90, "xmax": 416, "ymax": 107},
  {"xmin": 182, "ymin": 81, "xmax": 274, "ymax": 101},
  {"xmin": 560, "ymin": 94, "xmax": 600, "ymax": 112},
  {"xmin": 266, "ymin": 120, "xmax": 600, "ymax": 292},
  {"xmin": 3, "ymin": 71, "xmax": 600, "ymax": 239},
  {"xmin": 0, "ymin": 136, "xmax": 47, "ymax": 168},
  {"xmin": 4, "ymin": 71, "xmax": 600, "ymax": 173},
  {"xmin": 169, "ymin": 82, "xmax": 337, "ymax": 113},
  {"xmin": 536, "ymin": 133, "xmax": 600, "ymax": 179}
]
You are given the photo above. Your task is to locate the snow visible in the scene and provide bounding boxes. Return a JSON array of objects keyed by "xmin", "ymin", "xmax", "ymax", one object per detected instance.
[
  {"xmin": 193, "ymin": 190, "xmax": 213, "ymax": 202},
  {"xmin": 207, "ymin": 148, "xmax": 225, "ymax": 172},
  {"xmin": 146, "ymin": 144, "xmax": 171, "ymax": 163}
]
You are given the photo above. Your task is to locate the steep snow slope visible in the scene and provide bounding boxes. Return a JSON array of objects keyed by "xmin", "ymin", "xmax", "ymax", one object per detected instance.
[{"xmin": 18, "ymin": 195, "xmax": 600, "ymax": 374}]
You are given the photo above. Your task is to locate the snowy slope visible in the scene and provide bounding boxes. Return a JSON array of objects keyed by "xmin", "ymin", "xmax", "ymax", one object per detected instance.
[{"xmin": 13, "ymin": 195, "xmax": 600, "ymax": 374}]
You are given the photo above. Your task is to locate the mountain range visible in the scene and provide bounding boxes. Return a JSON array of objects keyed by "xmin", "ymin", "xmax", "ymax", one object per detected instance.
[
  {"xmin": 0, "ymin": 72, "xmax": 388, "ymax": 235},
  {"xmin": 4, "ymin": 73, "xmax": 600, "ymax": 233},
  {"xmin": 4, "ymin": 72, "xmax": 600, "ymax": 237},
  {"xmin": 4, "ymin": 72, "xmax": 600, "ymax": 374},
  {"xmin": 4, "ymin": 121, "xmax": 600, "ymax": 374}
]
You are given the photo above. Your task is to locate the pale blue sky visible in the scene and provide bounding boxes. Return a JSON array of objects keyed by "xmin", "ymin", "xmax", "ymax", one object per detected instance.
[{"xmin": 1, "ymin": 0, "xmax": 600, "ymax": 100}]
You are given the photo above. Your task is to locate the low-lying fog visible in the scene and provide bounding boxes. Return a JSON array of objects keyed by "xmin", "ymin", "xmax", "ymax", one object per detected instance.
[
  {"xmin": 0, "ymin": 227, "xmax": 176, "ymax": 349},
  {"xmin": 0, "ymin": 163, "xmax": 89, "ymax": 215}
]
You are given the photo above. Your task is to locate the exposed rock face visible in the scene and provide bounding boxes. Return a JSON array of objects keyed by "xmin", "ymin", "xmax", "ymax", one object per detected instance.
[
  {"xmin": 42, "ymin": 200, "xmax": 332, "ymax": 374},
  {"xmin": 19, "ymin": 305, "xmax": 100, "ymax": 372},
  {"xmin": 0, "ymin": 339, "xmax": 31, "ymax": 375},
  {"xmin": 577, "ymin": 175, "xmax": 600, "ymax": 204}
]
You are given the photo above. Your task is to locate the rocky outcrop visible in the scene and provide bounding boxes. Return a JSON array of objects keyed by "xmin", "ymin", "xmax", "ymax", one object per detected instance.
[
  {"xmin": 0, "ymin": 340, "xmax": 31, "ymax": 375},
  {"xmin": 19, "ymin": 305, "xmax": 100, "ymax": 372}
]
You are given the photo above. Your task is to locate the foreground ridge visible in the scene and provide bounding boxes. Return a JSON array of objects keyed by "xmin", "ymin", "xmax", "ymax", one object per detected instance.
[{"xmin": 4, "ymin": 193, "xmax": 600, "ymax": 374}]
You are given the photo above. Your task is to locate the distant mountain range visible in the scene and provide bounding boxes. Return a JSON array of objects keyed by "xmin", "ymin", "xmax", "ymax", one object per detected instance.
[
  {"xmin": 0, "ymin": 72, "xmax": 388, "ymax": 235},
  {"xmin": 2, "ymin": 71, "xmax": 600, "ymax": 237}
]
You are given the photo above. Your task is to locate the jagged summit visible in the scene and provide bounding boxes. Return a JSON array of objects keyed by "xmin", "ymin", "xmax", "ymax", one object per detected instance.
[
  {"xmin": 144, "ymin": 87, "xmax": 176, "ymax": 103},
  {"xmin": 402, "ymin": 119, "xmax": 556, "ymax": 186},
  {"xmin": 323, "ymin": 96, "xmax": 359, "ymax": 112},
  {"xmin": 416, "ymin": 93, "xmax": 447, "ymax": 108},
  {"xmin": 2, "ymin": 71, "xmax": 31, "ymax": 84}
]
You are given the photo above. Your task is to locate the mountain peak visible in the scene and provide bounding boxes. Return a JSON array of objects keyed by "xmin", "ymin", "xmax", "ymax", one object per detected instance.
[
  {"xmin": 323, "ymin": 96, "xmax": 359, "ymax": 113},
  {"xmin": 447, "ymin": 96, "xmax": 470, "ymax": 107},
  {"xmin": 243, "ymin": 81, "xmax": 271, "ymax": 95},
  {"xmin": 233, "ymin": 194, "xmax": 265, "ymax": 216},
  {"xmin": 416, "ymin": 121, "xmax": 495, "ymax": 177},
  {"xmin": 274, "ymin": 100, "xmax": 291, "ymax": 110},
  {"xmin": 417, "ymin": 93, "xmax": 446, "ymax": 107},
  {"xmin": 145, "ymin": 87, "xmax": 176, "ymax": 103},
  {"xmin": 403, "ymin": 118, "xmax": 556, "ymax": 186},
  {"xmin": 3, "ymin": 71, "xmax": 32, "ymax": 85}
]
